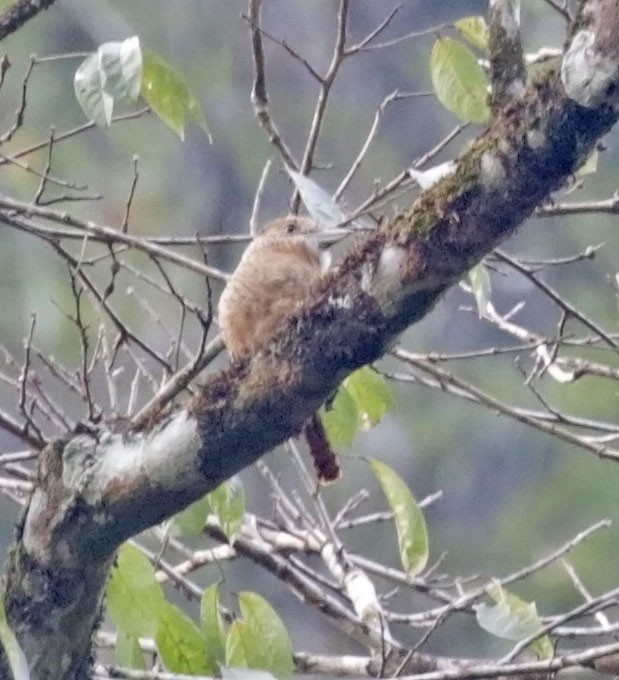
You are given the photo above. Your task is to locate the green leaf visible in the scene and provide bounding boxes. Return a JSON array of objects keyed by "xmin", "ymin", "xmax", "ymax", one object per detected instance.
[
  {"xmin": 345, "ymin": 367, "xmax": 394, "ymax": 429},
  {"xmin": 174, "ymin": 494, "xmax": 210, "ymax": 536},
  {"xmin": 233, "ymin": 592, "xmax": 294, "ymax": 678},
  {"xmin": 577, "ymin": 148, "xmax": 598, "ymax": 177},
  {"xmin": 106, "ymin": 543, "xmax": 165, "ymax": 637},
  {"xmin": 476, "ymin": 583, "xmax": 553, "ymax": 659},
  {"xmin": 468, "ymin": 262, "xmax": 491, "ymax": 317},
  {"xmin": 321, "ymin": 385, "xmax": 358, "ymax": 448},
  {"xmin": 455, "ymin": 16, "xmax": 489, "ymax": 52},
  {"xmin": 430, "ymin": 37, "xmax": 490, "ymax": 123},
  {"xmin": 370, "ymin": 459, "xmax": 429, "ymax": 578},
  {"xmin": 115, "ymin": 631, "xmax": 145, "ymax": 670},
  {"xmin": 141, "ymin": 50, "xmax": 211, "ymax": 141},
  {"xmin": 286, "ymin": 169, "xmax": 347, "ymax": 229},
  {"xmin": 0, "ymin": 597, "xmax": 29, "ymax": 680},
  {"xmin": 74, "ymin": 36, "xmax": 142, "ymax": 126},
  {"xmin": 208, "ymin": 477, "xmax": 245, "ymax": 541},
  {"xmin": 201, "ymin": 584, "xmax": 227, "ymax": 666},
  {"xmin": 225, "ymin": 620, "xmax": 249, "ymax": 668},
  {"xmin": 156, "ymin": 601, "xmax": 214, "ymax": 674}
]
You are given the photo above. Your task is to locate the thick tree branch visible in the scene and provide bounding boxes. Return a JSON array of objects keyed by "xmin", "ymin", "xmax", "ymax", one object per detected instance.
[
  {"xmin": 4, "ymin": 1, "xmax": 619, "ymax": 678},
  {"xmin": 0, "ymin": 0, "xmax": 57, "ymax": 42}
]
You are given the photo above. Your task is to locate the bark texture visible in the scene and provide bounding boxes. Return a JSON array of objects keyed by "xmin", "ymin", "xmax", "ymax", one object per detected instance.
[{"xmin": 0, "ymin": 0, "xmax": 58, "ymax": 42}]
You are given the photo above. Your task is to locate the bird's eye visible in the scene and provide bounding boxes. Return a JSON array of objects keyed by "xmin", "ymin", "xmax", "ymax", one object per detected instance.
[{"xmin": 286, "ymin": 222, "xmax": 296, "ymax": 234}]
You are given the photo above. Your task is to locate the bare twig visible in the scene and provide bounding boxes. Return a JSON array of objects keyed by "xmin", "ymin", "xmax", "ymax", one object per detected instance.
[
  {"xmin": 344, "ymin": 5, "xmax": 402, "ymax": 53},
  {"xmin": 391, "ymin": 349, "xmax": 619, "ymax": 462},
  {"xmin": 33, "ymin": 127, "xmax": 56, "ymax": 204},
  {"xmin": 540, "ymin": 0, "xmax": 572, "ymax": 21},
  {"xmin": 0, "ymin": 54, "xmax": 11, "ymax": 92},
  {"xmin": 494, "ymin": 249, "xmax": 619, "ymax": 349},
  {"xmin": 292, "ymin": 0, "xmax": 350, "ymax": 212},
  {"xmin": 240, "ymin": 17, "xmax": 322, "ymax": 83},
  {"xmin": 247, "ymin": 0, "xmax": 298, "ymax": 170},
  {"xmin": 130, "ymin": 335, "xmax": 224, "ymax": 429},
  {"xmin": 0, "ymin": 107, "xmax": 150, "ymax": 165},
  {"xmin": 250, "ymin": 157, "xmax": 272, "ymax": 235},
  {"xmin": 336, "ymin": 90, "xmax": 433, "ymax": 200},
  {"xmin": 121, "ymin": 155, "xmax": 140, "ymax": 233},
  {"xmin": 0, "ymin": 55, "xmax": 34, "ymax": 143},
  {"xmin": 0, "ymin": 199, "xmax": 229, "ymax": 281}
]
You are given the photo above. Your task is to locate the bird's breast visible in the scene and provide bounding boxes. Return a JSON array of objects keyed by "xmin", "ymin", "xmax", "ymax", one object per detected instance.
[{"xmin": 218, "ymin": 236, "xmax": 324, "ymax": 360}]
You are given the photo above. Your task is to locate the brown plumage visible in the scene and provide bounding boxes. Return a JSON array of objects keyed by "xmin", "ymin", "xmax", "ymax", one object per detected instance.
[{"xmin": 218, "ymin": 216, "xmax": 342, "ymax": 483}]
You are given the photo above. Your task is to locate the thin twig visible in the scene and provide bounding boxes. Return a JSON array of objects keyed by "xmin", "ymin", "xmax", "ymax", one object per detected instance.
[
  {"xmin": 292, "ymin": 0, "xmax": 350, "ymax": 212},
  {"xmin": 494, "ymin": 249, "xmax": 619, "ymax": 349},
  {"xmin": 33, "ymin": 127, "xmax": 55, "ymax": 204},
  {"xmin": 0, "ymin": 107, "xmax": 150, "ymax": 165},
  {"xmin": 0, "ymin": 56, "xmax": 34, "ymax": 143},
  {"xmin": 247, "ymin": 0, "xmax": 298, "ymax": 170},
  {"xmin": 250, "ymin": 157, "xmax": 272, "ymax": 235},
  {"xmin": 121, "ymin": 155, "xmax": 140, "ymax": 233},
  {"xmin": 0, "ymin": 199, "xmax": 229, "ymax": 281}
]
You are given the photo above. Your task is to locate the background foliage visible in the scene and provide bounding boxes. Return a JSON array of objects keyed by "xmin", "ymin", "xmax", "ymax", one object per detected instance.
[{"xmin": 1, "ymin": 0, "xmax": 618, "ymax": 673}]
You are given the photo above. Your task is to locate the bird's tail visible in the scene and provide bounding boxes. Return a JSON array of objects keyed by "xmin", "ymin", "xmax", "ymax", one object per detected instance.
[{"xmin": 303, "ymin": 413, "xmax": 341, "ymax": 484}]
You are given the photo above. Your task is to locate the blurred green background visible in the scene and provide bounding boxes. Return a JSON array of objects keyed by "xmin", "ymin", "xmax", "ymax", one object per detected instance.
[{"xmin": 0, "ymin": 0, "xmax": 617, "ymax": 660}]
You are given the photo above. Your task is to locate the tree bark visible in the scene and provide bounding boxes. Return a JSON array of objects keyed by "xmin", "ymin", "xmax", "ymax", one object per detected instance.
[
  {"xmin": 0, "ymin": 0, "xmax": 58, "ymax": 42},
  {"xmin": 3, "ymin": 0, "xmax": 619, "ymax": 677}
]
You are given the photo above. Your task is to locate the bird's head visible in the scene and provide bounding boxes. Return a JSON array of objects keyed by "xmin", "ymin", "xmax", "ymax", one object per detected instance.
[{"xmin": 260, "ymin": 215, "xmax": 349, "ymax": 251}]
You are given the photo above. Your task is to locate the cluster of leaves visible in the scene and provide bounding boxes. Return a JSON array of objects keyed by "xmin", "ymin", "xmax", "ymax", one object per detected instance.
[
  {"xmin": 107, "ymin": 544, "xmax": 294, "ymax": 678},
  {"xmin": 106, "ymin": 459, "xmax": 431, "ymax": 678},
  {"xmin": 106, "ymin": 462, "xmax": 551, "ymax": 678},
  {"xmin": 74, "ymin": 36, "xmax": 210, "ymax": 140}
]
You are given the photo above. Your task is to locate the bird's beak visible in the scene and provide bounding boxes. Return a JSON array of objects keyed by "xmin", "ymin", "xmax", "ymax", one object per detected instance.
[{"xmin": 310, "ymin": 227, "xmax": 351, "ymax": 249}]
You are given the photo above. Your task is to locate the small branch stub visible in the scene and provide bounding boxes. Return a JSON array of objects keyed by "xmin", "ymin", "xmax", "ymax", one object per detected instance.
[{"xmin": 562, "ymin": 0, "xmax": 619, "ymax": 108}]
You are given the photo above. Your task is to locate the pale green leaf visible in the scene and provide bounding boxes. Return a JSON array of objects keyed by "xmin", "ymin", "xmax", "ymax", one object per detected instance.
[
  {"xmin": 370, "ymin": 459, "xmax": 429, "ymax": 577},
  {"xmin": 455, "ymin": 16, "xmax": 489, "ymax": 52},
  {"xmin": 74, "ymin": 51, "xmax": 113, "ymax": 127},
  {"xmin": 345, "ymin": 366, "xmax": 394, "ymax": 429},
  {"xmin": 106, "ymin": 543, "xmax": 165, "ymax": 637},
  {"xmin": 0, "ymin": 597, "xmax": 29, "ymax": 680},
  {"xmin": 321, "ymin": 386, "xmax": 358, "ymax": 448},
  {"xmin": 286, "ymin": 169, "xmax": 346, "ymax": 228},
  {"xmin": 156, "ymin": 601, "xmax": 214, "ymax": 674},
  {"xmin": 115, "ymin": 631, "xmax": 145, "ymax": 670},
  {"xmin": 236, "ymin": 592, "xmax": 294, "ymax": 678},
  {"xmin": 468, "ymin": 262, "xmax": 491, "ymax": 317},
  {"xmin": 174, "ymin": 494, "xmax": 210, "ymax": 536},
  {"xmin": 208, "ymin": 477, "xmax": 245, "ymax": 541},
  {"xmin": 476, "ymin": 583, "xmax": 553, "ymax": 659},
  {"xmin": 430, "ymin": 37, "xmax": 490, "ymax": 123},
  {"xmin": 577, "ymin": 149, "xmax": 598, "ymax": 176},
  {"xmin": 74, "ymin": 36, "xmax": 142, "ymax": 126},
  {"xmin": 201, "ymin": 584, "xmax": 227, "ymax": 666},
  {"xmin": 141, "ymin": 51, "xmax": 211, "ymax": 141},
  {"xmin": 225, "ymin": 621, "xmax": 248, "ymax": 668}
]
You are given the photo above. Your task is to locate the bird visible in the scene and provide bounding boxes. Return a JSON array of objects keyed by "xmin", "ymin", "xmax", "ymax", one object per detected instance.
[{"xmin": 218, "ymin": 215, "xmax": 345, "ymax": 483}]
